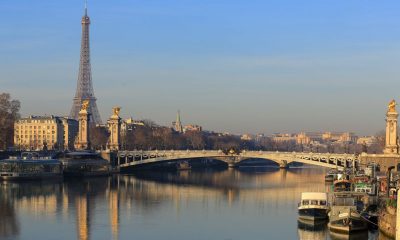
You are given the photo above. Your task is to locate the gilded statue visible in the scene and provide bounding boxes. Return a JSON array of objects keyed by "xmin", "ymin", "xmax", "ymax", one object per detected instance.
[
  {"xmin": 81, "ymin": 100, "xmax": 90, "ymax": 111},
  {"xmin": 113, "ymin": 106, "xmax": 121, "ymax": 116},
  {"xmin": 388, "ymin": 99, "xmax": 397, "ymax": 113}
]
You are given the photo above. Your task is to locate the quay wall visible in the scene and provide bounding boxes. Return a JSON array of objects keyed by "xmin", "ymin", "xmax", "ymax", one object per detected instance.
[
  {"xmin": 379, "ymin": 206, "xmax": 396, "ymax": 239},
  {"xmin": 99, "ymin": 150, "xmax": 118, "ymax": 166},
  {"xmin": 359, "ymin": 154, "xmax": 400, "ymax": 171}
]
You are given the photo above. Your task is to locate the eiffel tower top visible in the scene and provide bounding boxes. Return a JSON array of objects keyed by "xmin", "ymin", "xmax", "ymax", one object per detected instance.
[
  {"xmin": 69, "ymin": 1, "xmax": 102, "ymax": 124},
  {"xmin": 83, "ymin": 0, "xmax": 89, "ymax": 22}
]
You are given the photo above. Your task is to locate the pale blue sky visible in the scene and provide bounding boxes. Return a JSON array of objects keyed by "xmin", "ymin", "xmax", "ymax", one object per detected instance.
[{"xmin": 1, "ymin": 0, "xmax": 400, "ymax": 135}]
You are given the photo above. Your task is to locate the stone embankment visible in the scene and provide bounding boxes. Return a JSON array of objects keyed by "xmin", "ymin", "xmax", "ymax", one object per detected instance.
[{"xmin": 379, "ymin": 205, "xmax": 396, "ymax": 239}]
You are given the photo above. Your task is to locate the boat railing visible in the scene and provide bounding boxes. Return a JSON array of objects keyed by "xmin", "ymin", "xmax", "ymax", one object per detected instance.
[
  {"xmin": 298, "ymin": 200, "xmax": 329, "ymax": 207},
  {"xmin": 19, "ymin": 152, "xmax": 53, "ymax": 160}
]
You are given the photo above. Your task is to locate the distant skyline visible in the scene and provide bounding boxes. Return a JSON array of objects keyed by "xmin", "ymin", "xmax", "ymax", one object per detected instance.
[{"xmin": 1, "ymin": 0, "xmax": 400, "ymax": 135}]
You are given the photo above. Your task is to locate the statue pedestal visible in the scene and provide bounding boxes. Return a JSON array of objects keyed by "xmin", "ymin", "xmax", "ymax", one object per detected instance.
[
  {"xmin": 384, "ymin": 111, "xmax": 399, "ymax": 155},
  {"xmin": 75, "ymin": 110, "xmax": 91, "ymax": 150},
  {"xmin": 107, "ymin": 109, "xmax": 121, "ymax": 151}
]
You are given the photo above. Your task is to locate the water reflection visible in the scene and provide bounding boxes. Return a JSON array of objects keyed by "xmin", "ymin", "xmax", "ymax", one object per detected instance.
[
  {"xmin": 0, "ymin": 168, "xmax": 380, "ymax": 240},
  {"xmin": 0, "ymin": 197, "xmax": 19, "ymax": 238},
  {"xmin": 297, "ymin": 219, "xmax": 327, "ymax": 240}
]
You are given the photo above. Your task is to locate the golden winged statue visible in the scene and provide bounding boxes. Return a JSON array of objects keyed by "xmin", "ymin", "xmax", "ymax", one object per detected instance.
[
  {"xmin": 388, "ymin": 99, "xmax": 397, "ymax": 113},
  {"xmin": 81, "ymin": 100, "xmax": 90, "ymax": 111},
  {"xmin": 113, "ymin": 106, "xmax": 121, "ymax": 116}
]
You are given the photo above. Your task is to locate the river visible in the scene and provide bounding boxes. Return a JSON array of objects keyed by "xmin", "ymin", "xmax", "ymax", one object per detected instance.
[{"xmin": 0, "ymin": 167, "xmax": 384, "ymax": 240}]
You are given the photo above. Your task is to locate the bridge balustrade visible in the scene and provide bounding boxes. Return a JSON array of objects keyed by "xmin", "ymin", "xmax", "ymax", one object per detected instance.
[{"xmin": 116, "ymin": 150, "xmax": 359, "ymax": 170}]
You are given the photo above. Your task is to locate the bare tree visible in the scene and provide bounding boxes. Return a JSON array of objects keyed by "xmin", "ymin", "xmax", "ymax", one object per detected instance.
[
  {"xmin": 89, "ymin": 125, "xmax": 109, "ymax": 150},
  {"xmin": 364, "ymin": 130, "xmax": 385, "ymax": 154},
  {"xmin": 184, "ymin": 131, "xmax": 205, "ymax": 149},
  {"xmin": 0, "ymin": 93, "xmax": 20, "ymax": 150}
]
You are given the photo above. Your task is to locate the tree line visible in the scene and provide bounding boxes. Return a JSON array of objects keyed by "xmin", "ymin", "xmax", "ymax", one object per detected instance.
[
  {"xmin": 0, "ymin": 92, "xmax": 386, "ymax": 154},
  {"xmin": 0, "ymin": 93, "xmax": 20, "ymax": 150},
  {"xmin": 90, "ymin": 123, "xmax": 385, "ymax": 154}
]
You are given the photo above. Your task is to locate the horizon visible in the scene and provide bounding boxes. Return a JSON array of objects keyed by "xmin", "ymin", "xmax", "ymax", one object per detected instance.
[{"xmin": 1, "ymin": 1, "xmax": 399, "ymax": 135}]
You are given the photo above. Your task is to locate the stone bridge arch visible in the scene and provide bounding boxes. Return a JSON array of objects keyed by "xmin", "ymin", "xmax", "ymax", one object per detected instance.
[{"xmin": 117, "ymin": 150, "xmax": 358, "ymax": 170}]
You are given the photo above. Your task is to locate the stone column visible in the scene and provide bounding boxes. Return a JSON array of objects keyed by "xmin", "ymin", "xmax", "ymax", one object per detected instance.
[
  {"xmin": 279, "ymin": 160, "xmax": 288, "ymax": 169},
  {"xmin": 384, "ymin": 100, "xmax": 399, "ymax": 154},
  {"xmin": 75, "ymin": 100, "xmax": 91, "ymax": 150},
  {"xmin": 107, "ymin": 107, "xmax": 121, "ymax": 151}
]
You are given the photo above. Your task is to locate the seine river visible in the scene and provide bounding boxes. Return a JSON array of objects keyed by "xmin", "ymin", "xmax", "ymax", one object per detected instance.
[{"xmin": 0, "ymin": 167, "xmax": 384, "ymax": 240}]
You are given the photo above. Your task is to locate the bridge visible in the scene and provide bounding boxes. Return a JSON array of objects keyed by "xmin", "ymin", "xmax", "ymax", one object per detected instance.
[{"xmin": 116, "ymin": 150, "xmax": 359, "ymax": 170}]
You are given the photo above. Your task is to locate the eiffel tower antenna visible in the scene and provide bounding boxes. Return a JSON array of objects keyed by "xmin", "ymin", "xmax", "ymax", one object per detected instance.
[{"xmin": 69, "ymin": 1, "xmax": 102, "ymax": 124}]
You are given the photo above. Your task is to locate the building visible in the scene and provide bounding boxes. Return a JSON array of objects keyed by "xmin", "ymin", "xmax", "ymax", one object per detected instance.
[
  {"xmin": 184, "ymin": 124, "xmax": 202, "ymax": 132},
  {"xmin": 296, "ymin": 132, "xmax": 311, "ymax": 145},
  {"xmin": 14, "ymin": 116, "xmax": 78, "ymax": 150},
  {"xmin": 60, "ymin": 117, "xmax": 79, "ymax": 150},
  {"xmin": 172, "ymin": 111, "xmax": 183, "ymax": 133},
  {"xmin": 271, "ymin": 133, "xmax": 296, "ymax": 143},
  {"xmin": 357, "ymin": 136, "xmax": 377, "ymax": 146},
  {"xmin": 240, "ymin": 134, "xmax": 253, "ymax": 141},
  {"xmin": 322, "ymin": 132, "xmax": 357, "ymax": 143},
  {"xmin": 121, "ymin": 117, "xmax": 145, "ymax": 133}
]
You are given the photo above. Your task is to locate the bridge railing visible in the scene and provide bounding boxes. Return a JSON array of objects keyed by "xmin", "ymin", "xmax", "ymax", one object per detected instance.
[{"xmin": 116, "ymin": 150, "xmax": 359, "ymax": 170}]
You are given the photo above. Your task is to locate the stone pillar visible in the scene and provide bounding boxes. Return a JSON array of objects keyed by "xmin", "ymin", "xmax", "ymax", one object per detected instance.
[
  {"xmin": 107, "ymin": 107, "xmax": 121, "ymax": 151},
  {"xmin": 384, "ymin": 100, "xmax": 399, "ymax": 154},
  {"xmin": 228, "ymin": 162, "xmax": 236, "ymax": 168},
  {"xmin": 279, "ymin": 160, "xmax": 288, "ymax": 169},
  {"xmin": 75, "ymin": 100, "xmax": 91, "ymax": 150}
]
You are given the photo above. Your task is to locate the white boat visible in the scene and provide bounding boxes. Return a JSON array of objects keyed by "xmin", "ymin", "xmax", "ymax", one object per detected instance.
[{"xmin": 298, "ymin": 192, "xmax": 329, "ymax": 221}]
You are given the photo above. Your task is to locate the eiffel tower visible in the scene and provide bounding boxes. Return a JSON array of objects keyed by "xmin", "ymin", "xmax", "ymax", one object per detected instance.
[{"xmin": 70, "ymin": 2, "xmax": 102, "ymax": 124}]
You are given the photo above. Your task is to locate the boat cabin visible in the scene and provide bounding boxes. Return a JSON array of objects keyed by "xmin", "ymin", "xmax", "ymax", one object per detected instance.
[
  {"xmin": 299, "ymin": 192, "xmax": 328, "ymax": 207},
  {"xmin": 334, "ymin": 179, "xmax": 351, "ymax": 192}
]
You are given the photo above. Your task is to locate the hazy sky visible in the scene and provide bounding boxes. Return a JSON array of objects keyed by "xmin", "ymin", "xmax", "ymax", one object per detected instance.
[{"xmin": 1, "ymin": 1, "xmax": 400, "ymax": 135}]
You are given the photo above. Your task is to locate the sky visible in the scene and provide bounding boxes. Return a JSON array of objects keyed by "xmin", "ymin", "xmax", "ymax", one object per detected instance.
[{"xmin": 1, "ymin": 0, "xmax": 400, "ymax": 136}]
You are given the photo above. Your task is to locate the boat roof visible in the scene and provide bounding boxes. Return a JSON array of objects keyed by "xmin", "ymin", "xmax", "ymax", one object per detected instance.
[
  {"xmin": 301, "ymin": 192, "xmax": 327, "ymax": 200},
  {"xmin": 0, "ymin": 159, "xmax": 60, "ymax": 164},
  {"xmin": 66, "ymin": 151, "xmax": 98, "ymax": 156},
  {"xmin": 334, "ymin": 179, "xmax": 351, "ymax": 184}
]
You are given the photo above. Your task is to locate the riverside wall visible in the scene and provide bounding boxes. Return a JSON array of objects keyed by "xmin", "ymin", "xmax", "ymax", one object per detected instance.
[{"xmin": 359, "ymin": 154, "xmax": 400, "ymax": 171}]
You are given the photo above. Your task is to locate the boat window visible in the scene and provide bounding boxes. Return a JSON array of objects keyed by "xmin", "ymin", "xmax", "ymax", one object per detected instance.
[
  {"xmin": 310, "ymin": 200, "xmax": 318, "ymax": 205},
  {"xmin": 302, "ymin": 200, "xmax": 309, "ymax": 205},
  {"xmin": 0, "ymin": 163, "xmax": 12, "ymax": 172},
  {"xmin": 0, "ymin": 162, "xmax": 61, "ymax": 173},
  {"xmin": 65, "ymin": 154, "xmax": 101, "ymax": 160},
  {"xmin": 319, "ymin": 200, "xmax": 327, "ymax": 205}
]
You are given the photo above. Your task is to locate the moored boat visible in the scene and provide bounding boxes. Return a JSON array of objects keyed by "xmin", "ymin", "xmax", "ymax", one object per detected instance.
[
  {"xmin": 325, "ymin": 169, "xmax": 340, "ymax": 182},
  {"xmin": 55, "ymin": 151, "xmax": 110, "ymax": 177},
  {"xmin": 354, "ymin": 182, "xmax": 375, "ymax": 195},
  {"xmin": 328, "ymin": 194, "xmax": 368, "ymax": 233},
  {"xmin": 0, "ymin": 152, "xmax": 62, "ymax": 180},
  {"xmin": 298, "ymin": 192, "xmax": 329, "ymax": 221},
  {"xmin": 333, "ymin": 179, "xmax": 352, "ymax": 192}
]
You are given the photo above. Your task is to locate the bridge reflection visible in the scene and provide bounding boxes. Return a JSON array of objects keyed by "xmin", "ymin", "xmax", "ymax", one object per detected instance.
[{"xmin": 0, "ymin": 168, "xmax": 329, "ymax": 240}]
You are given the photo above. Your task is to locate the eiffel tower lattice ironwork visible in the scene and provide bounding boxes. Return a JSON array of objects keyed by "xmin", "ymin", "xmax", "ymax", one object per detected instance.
[{"xmin": 70, "ymin": 4, "xmax": 102, "ymax": 124}]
